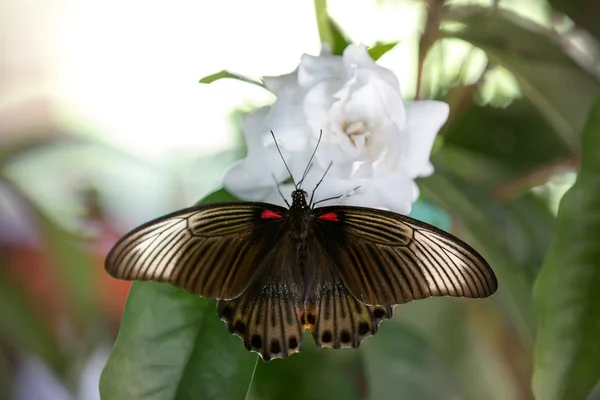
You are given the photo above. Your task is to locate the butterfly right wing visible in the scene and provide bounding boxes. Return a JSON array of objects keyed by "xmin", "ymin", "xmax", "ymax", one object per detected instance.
[
  {"xmin": 105, "ymin": 202, "xmax": 288, "ymax": 300},
  {"xmin": 313, "ymin": 206, "xmax": 497, "ymax": 306},
  {"xmin": 298, "ymin": 236, "xmax": 395, "ymax": 351},
  {"xmin": 304, "ymin": 275, "xmax": 394, "ymax": 350}
]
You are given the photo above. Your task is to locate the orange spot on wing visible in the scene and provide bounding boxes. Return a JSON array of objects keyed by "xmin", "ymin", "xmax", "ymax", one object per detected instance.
[{"xmin": 298, "ymin": 305, "xmax": 318, "ymax": 331}]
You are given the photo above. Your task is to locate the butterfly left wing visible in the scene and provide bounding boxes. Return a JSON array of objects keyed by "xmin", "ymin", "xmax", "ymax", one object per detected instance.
[
  {"xmin": 313, "ymin": 206, "xmax": 498, "ymax": 306},
  {"xmin": 105, "ymin": 202, "xmax": 287, "ymax": 300},
  {"xmin": 217, "ymin": 229, "xmax": 306, "ymax": 361}
]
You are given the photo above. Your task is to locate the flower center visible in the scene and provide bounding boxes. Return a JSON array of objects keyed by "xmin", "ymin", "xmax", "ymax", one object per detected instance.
[
  {"xmin": 343, "ymin": 120, "xmax": 370, "ymax": 147},
  {"xmin": 345, "ymin": 120, "xmax": 367, "ymax": 136}
]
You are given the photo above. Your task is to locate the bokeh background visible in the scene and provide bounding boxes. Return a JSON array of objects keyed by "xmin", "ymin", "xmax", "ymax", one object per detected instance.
[{"xmin": 2, "ymin": 0, "xmax": 599, "ymax": 399}]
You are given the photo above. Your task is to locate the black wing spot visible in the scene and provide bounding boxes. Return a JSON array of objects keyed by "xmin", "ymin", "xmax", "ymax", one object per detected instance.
[
  {"xmin": 340, "ymin": 330, "xmax": 351, "ymax": 344},
  {"xmin": 219, "ymin": 305, "xmax": 234, "ymax": 320},
  {"xmin": 321, "ymin": 331, "xmax": 332, "ymax": 343},
  {"xmin": 358, "ymin": 322, "xmax": 370, "ymax": 335},
  {"xmin": 233, "ymin": 320, "xmax": 246, "ymax": 335},
  {"xmin": 270, "ymin": 339, "xmax": 281, "ymax": 354},
  {"xmin": 251, "ymin": 334, "xmax": 262, "ymax": 349},
  {"xmin": 307, "ymin": 314, "xmax": 316, "ymax": 325},
  {"xmin": 288, "ymin": 337, "xmax": 298, "ymax": 349},
  {"xmin": 373, "ymin": 307, "xmax": 386, "ymax": 319}
]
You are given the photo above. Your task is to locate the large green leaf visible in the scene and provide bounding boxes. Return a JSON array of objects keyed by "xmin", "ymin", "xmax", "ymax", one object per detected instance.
[
  {"xmin": 251, "ymin": 312, "xmax": 459, "ymax": 400},
  {"xmin": 442, "ymin": 5, "xmax": 600, "ymax": 151},
  {"xmin": 100, "ymin": 189, "xmax": 257, "ymax": 400},
  {"xmin": 361, "ymin": 320, "xmax": 458, "ymax": 400},
  {"xmin": 250, "ymin": 339, "xmax": 361, "ymax": 400},
  {"xmin": 532, "ymin": 96, "xmax": 600, "ymax": 399}
]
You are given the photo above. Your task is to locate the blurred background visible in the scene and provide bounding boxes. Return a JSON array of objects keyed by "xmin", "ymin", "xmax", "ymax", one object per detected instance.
[{"xmin": 1, "ymin": 0, "xmax": 599, "ymax": 399}]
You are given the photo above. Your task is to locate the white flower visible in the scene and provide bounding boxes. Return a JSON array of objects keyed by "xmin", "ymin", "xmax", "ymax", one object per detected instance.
[{"xmin": 222, "ymin": 44, "xmax": 449, "ymax": 214}]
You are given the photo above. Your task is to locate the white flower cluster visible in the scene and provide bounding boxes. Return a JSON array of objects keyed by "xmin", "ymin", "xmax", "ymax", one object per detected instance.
[{"xmin": 223, "ymin": 44, "xmax": 449, "ymax": 214}]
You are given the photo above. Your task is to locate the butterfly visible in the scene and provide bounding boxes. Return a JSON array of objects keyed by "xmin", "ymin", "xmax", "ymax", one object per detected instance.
[{"xmin": 105, "ymin": 133, "xmax": 498, "ymax": 361}]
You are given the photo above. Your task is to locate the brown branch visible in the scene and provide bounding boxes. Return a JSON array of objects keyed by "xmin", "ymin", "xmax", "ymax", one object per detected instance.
[
  {"xmin": 416, "ymin": 0, "xmax": 445, "ymax": 99},
  {"xmin": 492, "ymin": 156, "xmax": 579, "ymax": 201}
]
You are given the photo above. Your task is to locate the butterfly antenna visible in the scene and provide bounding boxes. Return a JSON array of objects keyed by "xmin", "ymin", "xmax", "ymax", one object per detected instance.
[
  {"xmin": 309, "ymin": 160, "xmax": 333, "ymax": 207},
  {"xmin": 272, "ymin": 173, "xmax": 291, "ymax": 208},
  {"xmin": 270, "ymin": 130, "xmax": 297, "ymax": 190},
  {"xmin": 312, "ymin": 185, "xmax": 361, "ymax": 207},
  {"xmin": 297, "ymin": 130, "xmax": 323, "ymax": 189}
]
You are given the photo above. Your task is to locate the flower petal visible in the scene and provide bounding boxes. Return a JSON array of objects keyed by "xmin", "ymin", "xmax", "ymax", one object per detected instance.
[
  {"xmin": 300, "ymin": 165, "xmax": 417, "ymax": 214},
  {"xmin": 222, "ymin": 107, "xmax": 289, "ymax": 200},
  {"xmin": 263, "ymin": 87, "xmax": 311, "ymax": 152},
  {"xmin": 298, "ymin": 52, "xmax": 347, "ymax": 89},
  {"xmin": 263, "ymin": 69, "xmax": 298, "ymax": 95},
  {"xmin": 401, "ymin": 100, "xmax": 449, "ymax": 178},
  {"xmin": 303, "ymin": 79, "xmax": 344, "ymax": 133},
  {"xmin": 343, "ymin": 44, "xmax": 401, "ymax": 92}
]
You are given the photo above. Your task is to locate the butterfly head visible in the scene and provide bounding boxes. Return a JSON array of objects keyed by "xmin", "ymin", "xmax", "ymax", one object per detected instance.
[{"xmin": 291, "ymin": 189, "xmax": 309, "ymax": 209}]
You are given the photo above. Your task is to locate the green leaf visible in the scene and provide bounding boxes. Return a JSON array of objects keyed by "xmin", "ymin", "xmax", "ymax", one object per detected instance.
[
  {"xmin": 313, "ymin": 0, "xmax": 351, "ymax": 55},
  {"xmin": 100, "ymin": 189, "xmax": 257, "ymax": 400},
  {"xmin": 501, "ymin": 193, "xmax": 557, "ymax": 281},
  {"xmin": 251, "ymin": 340, "xmax": 361, "ymax": 400},
  {"xmin": 442, "ymin": 5, "xmax": 600, "ymax": 151},
  {"xmin": 199, "ymin": 70, "xmax": 266, "ymax": 89},
  {"xmin": 532, "ymin": 95, "xmax": 600, "ymax": 400},
  {"xmin": 367, "ymin": 42, "xmax": 398, "ymax": 61},
  {"xmin": 362, "ymin": 321, "xmax": 458, "ymax": 399},
  {"xmin": 199, "ymin": 188, "xmax": 239, "ymax": 204}
]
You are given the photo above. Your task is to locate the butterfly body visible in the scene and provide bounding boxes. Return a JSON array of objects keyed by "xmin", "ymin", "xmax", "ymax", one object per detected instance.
[{"xmin": 106, "ymin": 189, "xmax": 497, "ymax": 361}]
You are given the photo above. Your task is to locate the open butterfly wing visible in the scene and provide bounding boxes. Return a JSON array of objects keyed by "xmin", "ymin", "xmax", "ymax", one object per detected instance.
[
  {"xmin": 105, "ymin": 202, "xmax": 288, "ymax": 300},
  {"xmin": 302, "ymin": 239, "xmax": 395, "ymax": 351},
  {"xmin": 313, "ymin": 206, "xmax": 498, "ymax": 306},
  {"xmin": 217, "ymin": 229, "xmax": 306, "ymax": 361}
]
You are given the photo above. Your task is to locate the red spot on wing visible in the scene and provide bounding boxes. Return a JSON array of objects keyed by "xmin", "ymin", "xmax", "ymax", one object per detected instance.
[
  {"xmin": 261, "ymin": 209, "xmax": 283, "ymax": 219},
  {"xmin": 318, "ymin": 212, "xmax": 339, "ymax": 222}
]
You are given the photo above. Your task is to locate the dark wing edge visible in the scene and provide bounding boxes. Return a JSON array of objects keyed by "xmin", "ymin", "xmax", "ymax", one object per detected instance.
[
  {"xmin": 314, "ymin": 205, "xmax": 498, "ymax": 306},
  {"xmin": 104, "ymin": 202, "xmax": 288, "ymax": 300}
]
